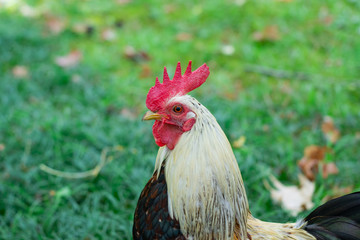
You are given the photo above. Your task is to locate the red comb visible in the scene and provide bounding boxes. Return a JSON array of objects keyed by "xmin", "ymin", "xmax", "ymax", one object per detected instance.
[{"xmin": 146, "ymin": 61, "xmax": 210, "ymax": 112}]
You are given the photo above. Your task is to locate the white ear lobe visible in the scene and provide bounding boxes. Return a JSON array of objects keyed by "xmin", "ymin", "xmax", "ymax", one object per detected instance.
[{"xmin": 186, "ymin": 111, "xmax": 196, "ymax": 119}]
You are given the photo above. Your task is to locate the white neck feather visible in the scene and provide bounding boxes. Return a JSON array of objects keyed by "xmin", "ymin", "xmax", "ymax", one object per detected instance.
[{"xmin": 154, "ymin": 96, "xmax": 249, "ymax": 240}]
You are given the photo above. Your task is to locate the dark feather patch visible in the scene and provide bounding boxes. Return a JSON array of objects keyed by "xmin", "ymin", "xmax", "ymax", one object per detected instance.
[
  {"xmin": 304, "ymin": 192, "xmax": 360, "ymax": 240},
  {"xmin": 133, "ymin": 165, "xmax": 186, "ymax": 240}
]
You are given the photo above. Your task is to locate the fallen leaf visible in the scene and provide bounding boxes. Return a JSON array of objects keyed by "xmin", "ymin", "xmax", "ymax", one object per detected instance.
[
  {"xmin": 280, "ymin": 81, "xmax": 293, "ymax": 94},
  {"xmin": 298, "ymin": 145, "xmax": 326, "ymax": 180},
  {"xmin": 304, "ymin": 145, "xmax": 328, "ymax": 160},
  {"xmin": 321, "ymin": 162, "xmax": 338, "ymax": 179},
  {"xmin": 19, "ymin": 4, "xmax": 39, "ymax": 17},
  {"xmin": 0, "ymin": 143, "xmax": 5, "ymax": 151},
  {"xmin": 139, "ymin": 64, "xmax": 152, "ymax": 78},
  {"xmin": 116, "ymin": 0, "xmax": 131, "ymax": 4},
  {"xmin": 233, "ymin": 136, "xmax": 246, "ymax": 148},
  {"xmin": 298, "ymin": 157, "xmax": 318, "ymax": 181},
  {"xmin": 176, "ymin": 32, "xmax": 193, "ymax": 41},
  {"xmin": 265, "ymin": 174, "xmax": 315, "ymax": 216},
  {"xmin": 124, "ymin": 45, "xmax": 136, "ymax": 58},
  {"xmin": 356, "ymin": 132, "xmax": 360, "ymax": 140},
  {"xmin": 234, "ymin": 0, "xmax": 247, "ymax": 6},
  {"xmin": 164, "ymin": 4, "xmax": 176, "ymax": 14},
  {"xmin": 221, "ymin": 44, "xmax": 235, "ymax": 56},
  {"xmin": 124, "ymin": 46, "xmax": 150, "ymax": 62},
  {"xmin": 101, "ymin": 28, "xmax": 117, "ymax": 41},
  {"xmin": 262, "ymin": 124, "xmax": 270, "ymax": 132},
  {"xmin": 55, "ymin": 50, "xmax": 82, "ymax": 68},
  {"xmin": 298, "ymin": 145, "xmax": 338, "ymax": 181},
  {"xmin": 318, "ymin": 6, "xmax": 333, "ymax": 26},
  {"xmin": 321, "ymin": 116, "xmax": 340, "ymax": 144},
  {"xmin": 12, "ymin": 65, "xmax": 29, "ymax": 78},
  {"xmin": 321, "ymin": 15, "xmax": 333, "ymax": 25},
  {"xmin": 120, "ymin": 108, "xmax": 138, "ymax": 120},
  {"xmin": 72, "ymin": 23, "xmax": 94, "ymax": 36},
  {"xmin": 45, "ymin": 15, "xmax": 66, "ymax": 34},
  {"xmin": 325, "ymin": 58, "xmax": 342, "ymax": 67},
  {"xmin": 71, "ymin": 74, "xmax": 82, "ymax": 83},
  {"xmin": 138, "ymin": 51, "xmax": 151, "ymax": 61},
  {"xmin": 114, "ymin": 145, "xmax": 125, "ymax": 151},
  {"xmin": 72, "ymin": 23, "xmax": 88, "ymax": 34},
  {"xmin": 252, "ymin": 25, "xmax": 281, "ymax": 42}
]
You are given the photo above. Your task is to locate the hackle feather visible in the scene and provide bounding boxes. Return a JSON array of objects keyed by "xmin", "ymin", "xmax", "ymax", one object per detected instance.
[{"xmin": 154, "ymin": 95, "xmax": 248, "ymax": 240}]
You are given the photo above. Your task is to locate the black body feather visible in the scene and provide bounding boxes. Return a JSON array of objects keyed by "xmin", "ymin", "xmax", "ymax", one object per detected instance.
[
  {"xmin": 304, "ymin": 192, "xmax": 360, "ymax": 240},
  {"xmin": 133, "ymin": 164, "xmax": 185, "ymax": 240}
]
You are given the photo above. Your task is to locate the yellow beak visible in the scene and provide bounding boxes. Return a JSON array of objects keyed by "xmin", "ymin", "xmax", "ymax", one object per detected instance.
[{"xmin": 142, "ymin": 111, "xmax": 165, "ymax": 121}]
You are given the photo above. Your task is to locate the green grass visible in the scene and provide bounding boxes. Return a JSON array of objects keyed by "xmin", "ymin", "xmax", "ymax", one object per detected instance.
[{"xmin": 1, "ymin": 0, "xmax": 360, "ymax": 239}]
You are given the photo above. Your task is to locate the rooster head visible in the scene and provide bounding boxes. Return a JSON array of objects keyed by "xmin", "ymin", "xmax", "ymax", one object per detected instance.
[{"xmin": 143, "ymin": 61, "xmax": 210, "ymax": 150}]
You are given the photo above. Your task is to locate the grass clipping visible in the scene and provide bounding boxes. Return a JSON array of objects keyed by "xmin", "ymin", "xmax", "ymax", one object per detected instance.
[{"xmin": 39, "ymin": 147, "xmax": 112, "ymax": 179}]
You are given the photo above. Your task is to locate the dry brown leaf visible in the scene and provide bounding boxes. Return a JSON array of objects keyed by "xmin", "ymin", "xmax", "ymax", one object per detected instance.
[
  {"xmin": 262, "ymin": 124, "xmax": 270, "ymax": 132},
  {"xmin": 233, "ymin": 136, "xmax": 246, "ymax": 148},
  {"xmin": 120, "ymin": 108, "xmax": 137, "ymax": 120},
  {"xmin": 116, "ymin": 0, "xmax": 131, "ymax": 4},
  {"xmin": 72, "ymin": 23, "xmax": 89, "ymax": 34},
  {"xmin": 101, "ymin": 28, "xmax": 117, "ymax": 41},
  {"xmin": 114, "ymin": 145, "xmax": 125, "ymax": 151},
  {"xmin": 304, "ymin": 145, "xmax": 328, "ymax": 160},
  {"xmin": 164, "ymin": 4, "xmax": 176, "ymax": 14},
  {"xmin": 325, "ymin": 58, "xmax": 342, "ymax": 67},
  {"xmin": 298, "ymin": 157, "xmax": 319, "ymax": 181},
  {"xmin": 124, "ymin": 46, "xmax": 150, "ymax": 62},
  {"xmin": 265, "ymin": 174, "xmax": 315, "ymax": 216},
  {"xmin": 140, "ymin": 64, "xmax": 152, "ymax": 78},
  {"xmin": 318, "ymin": 7, "xmax": 333, "ymax": 26},
  {"xmin": 74, "ymin": 24, "xmax": 93, "ymax": 36},
  {"xmin": 356, "ymin": 132, "xmax": 360, "ymax": 140},
  {"xmin": 49, "ymin": 190, "xmax": 56, "ymax": 196},
  {"xmin": 71, "ymin": 74, "xmax": 82, "ymax": 83},
  {"xmin": 124, "ymin": 45, "xmax": 136, "ymax": 58},
  {"xmin": 0, "ymin": 143, "xmax": 5, "ymax": 151},
  {"xmin": 298, "ymin": 145, "xmax": 338, "ymax": 181},
  {"xmin": 45, "ymin": 16, "xmax": 65, "ymax": 34},
  {"xmin": 321, "ymin": 162, "xmax": 339, "ymax": 179},
  {"xmin": 12, "ymin": 65, "xmax": 29, "ymax": 78},
  {"xmin": 298, "ymin": 145, "xmax": 327, "ymax": 181},
  {"xmin": 252, "ymin": 25, "xmax": 281, "ymax": 42},
  {"xmin": 321, "ymin": 15, "xmax": 333, "ymax": 25},
  {"xmin": 176, "ymin": 32, "xmax": 193, "ymax": 41},
  {"xmin": 321, "ymin": 116, "xmax": 340, "ymax": 144},
  {"xmin": 280, "ymin": 81, "xmax": 293, "ymax": 94},
  {"xmin": 55, "ymin": 50, "xmax": 82, "ymax": 68}
]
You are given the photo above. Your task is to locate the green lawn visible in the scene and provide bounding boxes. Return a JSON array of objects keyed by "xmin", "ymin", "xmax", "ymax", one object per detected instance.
[{"xmin": 1, "ymin": 0, "xmax": 360, "ymax": 239}]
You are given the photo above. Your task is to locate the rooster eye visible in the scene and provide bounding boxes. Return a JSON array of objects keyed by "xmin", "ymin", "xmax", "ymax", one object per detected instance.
[{"xmin": 173, "ymin": 105, "xmax": 183, "ymax": 113}]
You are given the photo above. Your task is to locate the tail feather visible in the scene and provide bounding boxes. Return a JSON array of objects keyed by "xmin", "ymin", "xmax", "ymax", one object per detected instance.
[{"xmin": 303, "ymin": 192, "xmax": 360, "ymax": 240}]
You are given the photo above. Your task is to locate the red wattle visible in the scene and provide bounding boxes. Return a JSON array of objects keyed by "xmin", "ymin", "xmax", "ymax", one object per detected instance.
[{"xmin": 152, "ymin": 119, "xmax": 195, "ymax": 150}]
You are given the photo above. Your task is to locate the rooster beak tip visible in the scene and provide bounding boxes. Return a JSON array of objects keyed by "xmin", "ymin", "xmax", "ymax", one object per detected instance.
[{"xmin": 142, "ymin": 111, "xmax": 164, "ymax": 121}]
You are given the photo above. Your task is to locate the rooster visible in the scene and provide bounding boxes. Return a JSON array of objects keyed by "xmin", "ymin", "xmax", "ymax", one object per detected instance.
[{"xmin": 133, "ymin": 61, "xmax": 360, "ymax": 240}]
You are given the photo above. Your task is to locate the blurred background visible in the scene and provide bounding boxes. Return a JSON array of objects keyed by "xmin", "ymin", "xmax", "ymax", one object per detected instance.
[{"xmin": 0, "ymin": 0, "xmax": 359, "ymax": 239}]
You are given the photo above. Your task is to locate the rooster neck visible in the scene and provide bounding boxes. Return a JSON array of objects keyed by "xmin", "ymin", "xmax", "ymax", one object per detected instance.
[{"xmin": 154, "ymin": 96, "xmax": 249, "ymax": 240}]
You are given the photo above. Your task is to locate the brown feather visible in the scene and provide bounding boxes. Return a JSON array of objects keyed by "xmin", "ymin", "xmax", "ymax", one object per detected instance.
[{"xmin": 133, "ymin": 164, "xmax": 186, "ymax": 240}]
